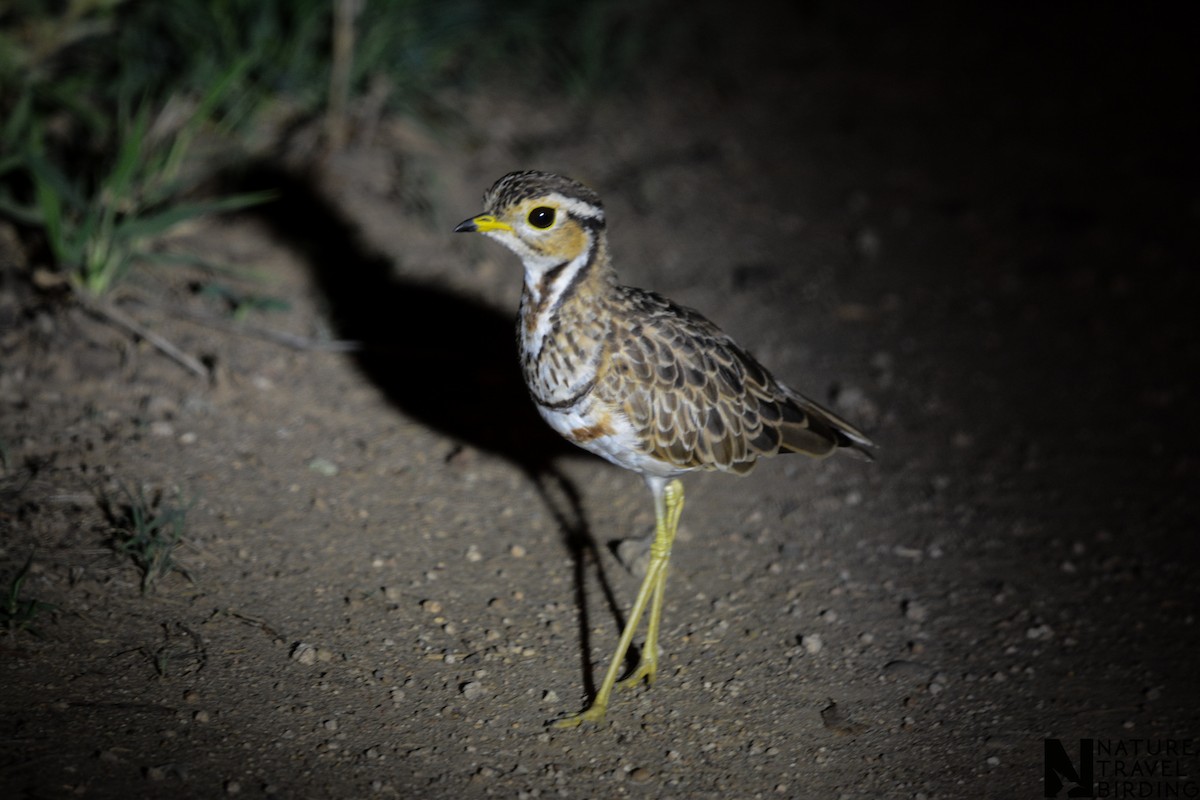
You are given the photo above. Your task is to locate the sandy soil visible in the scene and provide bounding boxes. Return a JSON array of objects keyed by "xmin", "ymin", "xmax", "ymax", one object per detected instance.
[{"xmin": 2, "ymin": 6, "xmax": 1196, "ymax": 799}]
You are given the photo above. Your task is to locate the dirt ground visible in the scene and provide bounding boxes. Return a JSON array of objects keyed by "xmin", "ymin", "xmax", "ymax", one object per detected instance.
[{"xmin": 2, "ymin": 6, "xmax": 1197, "ymax": 799}]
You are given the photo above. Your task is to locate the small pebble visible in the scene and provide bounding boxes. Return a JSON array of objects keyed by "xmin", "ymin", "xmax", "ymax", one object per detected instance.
[
  {"xmin": 882, "ymin": 660, "xmax": 933, "ymax": 682},
  {"xmin": 615, "ymin": 537, "xmax": 651, "ymax": 576},
  {"xmin": 1026, "ymin": 624, "xmax": 1054, "ymax": 641},
  {"xmin": 903, "ymin": 599, "xmax": 929, "ymax": 622},
  {"xmin": 801, "ymin": 633, "xmax": 824, "ymax": 655},
  {"xmin": 854, "ymin": 227, "xmax": 882, "ymax": 259},
  {"xmin": 461, "ymin": 681, "xmax": 484, "ymax": 700},
  {"xmin": 308, "ymin": 457, "xmax": 338, "ymax": 476},
  {"xmin": 291, "ymin": 643, "xmax": 318, "ymax": 665}
]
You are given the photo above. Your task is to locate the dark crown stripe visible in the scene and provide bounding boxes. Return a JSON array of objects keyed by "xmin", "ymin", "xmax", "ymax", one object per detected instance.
[{"xmin": 485, "ymin": 170, "xmax": 604, "ymax": 215}]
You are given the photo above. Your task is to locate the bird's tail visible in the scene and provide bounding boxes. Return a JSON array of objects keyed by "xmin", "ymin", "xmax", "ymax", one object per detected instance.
[{"xmin": 778, "ymin": 386, "xmax": 876, "ymax": 462}]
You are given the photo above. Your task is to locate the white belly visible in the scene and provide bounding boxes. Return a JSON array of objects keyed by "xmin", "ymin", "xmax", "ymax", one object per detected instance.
[{"xmin": 536, "ymin": 401, "xmax": 686, "ymax": 479}]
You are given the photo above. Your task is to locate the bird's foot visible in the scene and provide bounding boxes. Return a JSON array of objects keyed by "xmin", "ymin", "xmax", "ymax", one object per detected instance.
[
  {"xmin": 617, "ymin": 659, "xmax": 657, "ymax": 690},
  {"xmin": 551, "ymin": 702, "xmax": 608, "ymax": 729}
]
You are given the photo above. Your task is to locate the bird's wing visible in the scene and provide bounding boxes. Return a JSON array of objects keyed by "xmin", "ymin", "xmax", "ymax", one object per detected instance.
[{"xmin": 600, "ymin": 287, "xmax": 874, "ymax": 474}]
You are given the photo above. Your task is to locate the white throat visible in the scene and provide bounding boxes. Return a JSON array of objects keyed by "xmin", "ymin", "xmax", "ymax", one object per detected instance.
[{"xmin": 521, "ymin": 244, "xmax": 594, "ymax": 353}]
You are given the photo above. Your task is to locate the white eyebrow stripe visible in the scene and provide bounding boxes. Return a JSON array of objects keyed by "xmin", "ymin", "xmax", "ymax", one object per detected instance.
[{"xmin": 548, "ymin": 193, "xmax": 605, "ymax": 221}]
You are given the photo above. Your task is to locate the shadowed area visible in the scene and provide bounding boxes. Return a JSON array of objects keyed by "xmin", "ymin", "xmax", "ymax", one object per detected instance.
[
  {"xmin": 236, "ymin": 163, "xmax": 571, "ymax": 471},
  {"xmin": 233, "ymin": 161, "xmax": 633, "ymax": 705}
]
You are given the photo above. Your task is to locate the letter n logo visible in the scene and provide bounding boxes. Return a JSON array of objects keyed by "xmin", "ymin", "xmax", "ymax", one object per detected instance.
[{"xmin": 1044, "ymin": 738, "xmax": 1093, "ymax": 797}]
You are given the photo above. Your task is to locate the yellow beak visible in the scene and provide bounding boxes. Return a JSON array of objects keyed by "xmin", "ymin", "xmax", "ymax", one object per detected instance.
[{"xmin": 454, "ymin": 214, "xmax": 512, "ymax": 234}]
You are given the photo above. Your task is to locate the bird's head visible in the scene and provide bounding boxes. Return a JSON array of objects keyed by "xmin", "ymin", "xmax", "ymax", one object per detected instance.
[{"xmin": 455, "ymin": 171, "xmax": 606, "ymax": 274}]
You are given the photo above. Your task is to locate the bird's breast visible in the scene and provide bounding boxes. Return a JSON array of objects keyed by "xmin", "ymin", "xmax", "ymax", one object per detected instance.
[{"xmin": 518, "ymin": 293, "xmax": 608, "ymax": 407}]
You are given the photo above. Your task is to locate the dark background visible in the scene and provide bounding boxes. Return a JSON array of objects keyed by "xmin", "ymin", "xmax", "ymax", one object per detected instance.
[{"xmin": 2, "ymin": 2, "xmax": 1197, "ymax": 797}]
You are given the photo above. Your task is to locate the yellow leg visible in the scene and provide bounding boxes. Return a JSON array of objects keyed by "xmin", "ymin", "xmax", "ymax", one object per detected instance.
[
  {"xmin": 621, "ymin": 477, "xmax": 684, "ymax": 689},
  {"xmin": 554, "ymin": 478, "xmax": 684, "ymax": 728}
]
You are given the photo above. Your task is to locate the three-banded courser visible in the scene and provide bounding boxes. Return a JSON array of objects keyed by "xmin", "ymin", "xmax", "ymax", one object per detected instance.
[{"xmin": 456, "ymin": 170, "xmax": 874, "ymax": 727}]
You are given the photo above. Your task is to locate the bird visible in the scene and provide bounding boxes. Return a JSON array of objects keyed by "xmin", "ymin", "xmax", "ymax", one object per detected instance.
[{"xmin": 455, "ymin": 170, "xmax": 874, "ymax": 727}]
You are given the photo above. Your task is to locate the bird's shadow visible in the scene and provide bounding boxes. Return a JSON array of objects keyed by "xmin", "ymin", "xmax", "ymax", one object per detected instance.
[{"xmin": 235, "ymin": 162, "xmax": 635, "ymax": 700}]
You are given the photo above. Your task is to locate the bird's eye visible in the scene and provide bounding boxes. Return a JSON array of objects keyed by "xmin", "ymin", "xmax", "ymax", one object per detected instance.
[{"xmin": 528, "ymin": 206, "xmax": 556, "ymax": 229}]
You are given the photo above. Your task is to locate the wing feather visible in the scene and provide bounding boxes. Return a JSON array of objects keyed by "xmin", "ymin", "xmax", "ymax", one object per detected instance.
[{"xmin": 601, "ymin": 287, "xmax": 875, "ymax": 473}]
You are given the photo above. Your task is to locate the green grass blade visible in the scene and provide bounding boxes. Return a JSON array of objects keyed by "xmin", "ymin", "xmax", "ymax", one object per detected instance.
[
  {"xmin": 106, "ymin": 102, "xmax": 153, "ymax": 205},
  {"xmin": 0, "ymin": 195, "xmax": 44, "ymax": 226},
  {"xmin": 116, "ymin": 191, "xmax": 276, "ymax": 241},
  {"xmin": 24, "ymin": 151, "xmax": 87, "ymax": 211},
  {"xmin": 32, "ymin": 170, "xmax": 68, "ymax": 266}
]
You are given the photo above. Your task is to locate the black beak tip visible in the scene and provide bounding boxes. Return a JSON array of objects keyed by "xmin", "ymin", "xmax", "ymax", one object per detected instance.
[{"xmin": 453, "ymin": 218, "xmax": 477, "ymax": 233}]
